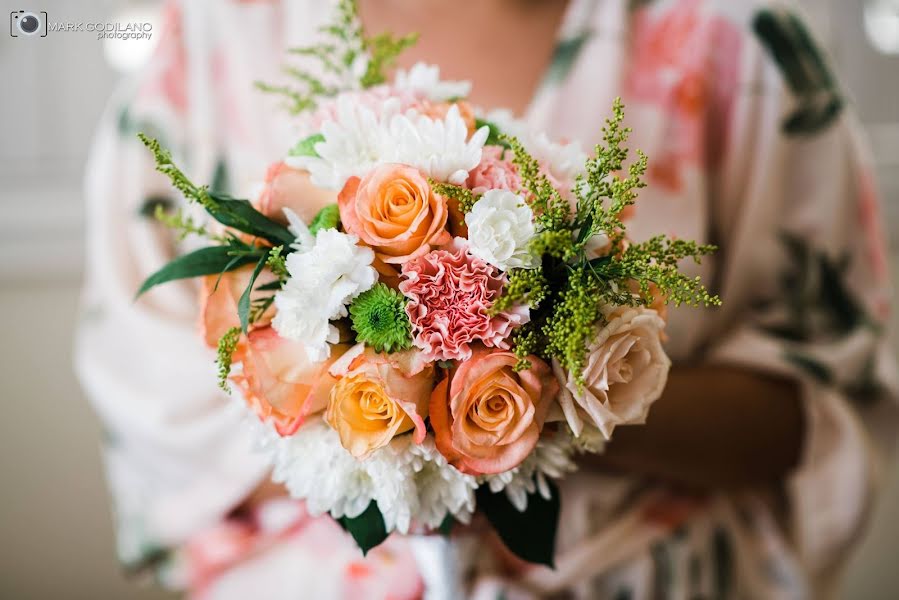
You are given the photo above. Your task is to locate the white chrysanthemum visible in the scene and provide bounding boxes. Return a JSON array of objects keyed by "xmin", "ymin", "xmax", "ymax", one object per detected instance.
[
  {"xmin": 482, "ymin": 431, "xmax": 579, "ymax": 512},
  {"xmin": 524, "ymin": 131, "xmax": 588, "ymax": 186},
  {"xmin": 394, "ymin": 62, "xmax": 472, "ymax": 102},
  {"xmin": 383, "ymin": 104, "xmax": 488, "ymax": 185},
  {"xmin": 482, "ymin": 108, "xmax": 587, "ymax": 190},
  {"xmin": 465, "ymin": 190, "xmax": 538, "ymax": 271},
  {"xmin": 291, "ymin": 97, "xmax": 488, "ymax": 190},
  {"xmin": 286, "ymin": 95, "xmax": 402, "ymax": 190},
  {"xmin": 273, "ymin": 227, "xmax": 377, "ymax": 362},
  {"xmin": 249, "ymin": 416, "xmax": 477, "ymax": 534}
]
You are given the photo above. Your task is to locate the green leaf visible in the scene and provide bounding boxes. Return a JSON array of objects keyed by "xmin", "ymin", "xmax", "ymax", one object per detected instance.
[
  {"xmin": 335, "ymin": 502, "xmax": 389, "ymax": 555},
  {"xmin": 475, "ymin": 118, "xmax": 511, "ymax": 149},
  {"xmin": 438, "ymin": 514, "xmax": 455, "ymax": 536},
  {"xmin": 309, "ymin": 204, "xmax": 341, "ymax": 235},
  {"xmin": 476, "ymin": 479, "xmax": 560, "ymax": 567},
  {"xmin": 136, "ymin": 246, "xmax": 256, "ymax": 297},
  {"xmin": 288, "ymin": 133, "xmax": 325, "ymax": 158},
  {"xmin": 207, "ymin": 194, "xmax": 296, "ymax": 247},
  {"xmin": 238, "ymin": 254, "xmax": 269, "ymax": 334}
]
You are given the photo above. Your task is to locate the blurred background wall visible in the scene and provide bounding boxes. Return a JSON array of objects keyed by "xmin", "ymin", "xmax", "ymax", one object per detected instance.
[{"xmin": 0, "ymin": 0, "xmax": 896, "ymax": 598}]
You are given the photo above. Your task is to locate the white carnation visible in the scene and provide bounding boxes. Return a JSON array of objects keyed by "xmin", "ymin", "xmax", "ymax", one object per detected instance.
[
  {"xmin": 289, "ymin": 97, "xmax": 488, "ymax": 190},
  {"xmin": 394, "ymin": 62, "xmax": 472, "ymax": 102},
  {"xmin": 273, "ymin": 227, "xmax": 377, "ymax": 362},
  {"xmin": 465, "ymin": 190, "xmax": 538, "ymax": 271}
]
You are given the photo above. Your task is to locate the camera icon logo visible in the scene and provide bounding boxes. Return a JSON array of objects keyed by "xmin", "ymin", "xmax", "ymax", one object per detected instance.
[{"xmin": 9, "ymin": 10, "xmax": 48, "ymax": 37}]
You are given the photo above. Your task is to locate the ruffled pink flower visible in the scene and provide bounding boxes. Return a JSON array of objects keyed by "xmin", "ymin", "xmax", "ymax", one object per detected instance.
[
  {"xmin": 465, "ymin": 146, "xmax": 522, "ymax": 196},
  {"xmin": 399, "ymin": 239, "xmax": 528, "ymax": 362}
]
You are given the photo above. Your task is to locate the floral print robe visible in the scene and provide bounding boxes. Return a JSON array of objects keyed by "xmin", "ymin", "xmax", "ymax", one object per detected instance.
[{"xmin": 76, "ymin": 0, "xmax": 899, "ymax": 598}]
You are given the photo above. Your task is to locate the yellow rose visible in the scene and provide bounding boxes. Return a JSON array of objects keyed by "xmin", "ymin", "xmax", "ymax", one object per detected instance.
[{"xmin": 326, "ymin": 348, "xmax": 433, "ymax": 458}]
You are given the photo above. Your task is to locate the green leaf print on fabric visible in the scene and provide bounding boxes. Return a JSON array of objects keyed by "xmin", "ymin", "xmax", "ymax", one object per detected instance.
[
  {"xmin": 117, "ymin": 105, "xmax": 168, "ymax": 146},
  {"xmin": 784, "ymin": 350, "xmax": 834, "ymax": 385},
  {"xmin": 712, "ymin": 527, "xmax": 734, "ymax": 600},
  {"xmin": 210, "ymin": 158, "xmax": 232, "ymax": 196},
  {"xmin": 752, "ymin": 9, "xmax": 843, "ymax": 135},
  {"xmin": 651, "ymin": 541, "xmax": 675, "ymax": 597},
  {"xmin": 760, "ymin": 233, "xmax": 869, "ymax": 343},
  {"xmin": 541, "ymin": 32, "xmax": 592, "ymax": 88}
]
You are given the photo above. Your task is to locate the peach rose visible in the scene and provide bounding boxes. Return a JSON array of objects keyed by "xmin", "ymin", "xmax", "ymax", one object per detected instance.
[
  {"xmin": 326, "ymin": 347, "xmax": 433, "ymax": 459},
  {"xmin": 256, "ymin": 161, "xmax": 337, "ymax": 223},
  {"xmin": 199, "ymin": 265, "xmax": 277, "ymax": 348},
  {"xmin": 552, "ymin": 306, "xmax": 670, "ymax": 440},
  {"xmin": 430, "ymin": 348, "xmax": 557, "ymax": 475},
  {"xmin": 338, "ymin": 164, "xmax": 451, "ymax": 272},
  {"xmin": 231, "ymin": 326, "xmax": 348, "ymax": 436}
]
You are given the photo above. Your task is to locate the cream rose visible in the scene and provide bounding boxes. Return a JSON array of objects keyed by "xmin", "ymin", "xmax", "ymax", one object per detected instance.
[
  {"xmin": 552, "ymin": 306, "xmax": 670, "ymax": 439},
  {"xmin": 326, "ymin": 347, "xmax": 433, "ymax": 459}
]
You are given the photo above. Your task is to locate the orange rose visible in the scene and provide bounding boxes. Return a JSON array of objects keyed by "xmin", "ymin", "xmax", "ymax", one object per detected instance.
[
  {"xmin": 199, "ymin": 265, "xmax": 277, "ymax": 348},
  {"xmin": 231, "ymin": 326, "xmax": 348, "ymax": 436},
  {"xmin": 430, "ymin": 347, "xmax": 558, "ymax": 475},
  {"xmin": 326, "ymin": 348, "xmax": 433, "ymax": 459},
  {"xmin": 338, "ymin": 164, "xmax": 451, "ymax": 274},
  {"xmin": 256, "ymin": 161, "xmax": 337, "ymax": 223}
]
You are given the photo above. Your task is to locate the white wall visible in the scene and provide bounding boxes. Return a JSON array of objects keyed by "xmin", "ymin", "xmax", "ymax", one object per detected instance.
[{"xmin": 0, "ymin": 1, "xmax": 896, "ymax": 598}]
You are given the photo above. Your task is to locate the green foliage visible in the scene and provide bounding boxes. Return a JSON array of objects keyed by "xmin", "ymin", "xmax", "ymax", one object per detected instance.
[
  {"xmin": 258, "ymin": 0, "xmax": 418, "ymax": 113},
  {"xmin": 475, "ymin": 118, "xmax": 511, "ymax": 149},
  {"xmin": 154, "ymin": 204, "xmax": 222, "ymax": 242},
  {"xmin": 542, "ymin": 267, "xmax": 606, "ymax": 379},
  {"xmin": 335, "ymin": 501, "xmax": 389, "ymax": 555},
  {"xmin": 349, "ymin": 283, "xmax": 413, "ymax": 353},
  {"xmin": 505, "ymin": 134, "xmax": 571, "ymax": 231},
  {"xmin": 492, "ymin": 268, "xmax": 548, "ymax": 314},
  {"xmin": 309, "ymin": 204, "xmax": 341, "ymax": 235},
  {"xmin": 139, "ymin": 134, "xmax": 295, "ymax": 247},
  {"xmin": 287, "ymin": 133, "xmax": 325, "ymax": 158},
  {"xmin": 265, "ymin": 245, "xmax": 288, "ymax": 280},
  {"xmin": 359, "ymin": 31, "xmax": 419, "ymax": 88},
  {"xmin": 216, "ymin": 327, "xmax": 242, "ymax": 392},
  {"xmin": 138, "ymin": 133, "xmax": 216, "ymax": 210},
  {"xmin": 430, "ymin": 180, "xmax": 479, "ymax": 218},
  {"xmin": 496, "ymin": 99, "xmax": 720, "ymax": 382},
  {"xmin": 136, "ymin": 243, "xmax": 261, "ymax": 297},
  {"xmin": 476, "ymin": 479, "xmax": 560, "ymax": 567},
  {"xmin": 238, "ymin": 254, "xmax": 272, "ymax": 334}
]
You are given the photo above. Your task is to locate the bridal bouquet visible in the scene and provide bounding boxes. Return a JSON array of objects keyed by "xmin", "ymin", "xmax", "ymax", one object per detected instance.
[{"xmin": 137, "ymin": 0, "xmax": 718, "ymax": 565}]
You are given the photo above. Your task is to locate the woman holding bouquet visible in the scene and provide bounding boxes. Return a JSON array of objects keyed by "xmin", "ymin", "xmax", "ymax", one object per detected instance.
[{"xmin": 78, "ymin": 0, "xmax": 897, "ymax": 598}]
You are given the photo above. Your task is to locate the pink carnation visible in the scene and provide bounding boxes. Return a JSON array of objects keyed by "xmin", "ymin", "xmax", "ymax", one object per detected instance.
[
  {"xmin": 399, "ymin": 240, "xmax": 529, "ymax": 362},
  {"xmin": 465, "ymin": 146, "xmax": 522, "ymax": 196}
]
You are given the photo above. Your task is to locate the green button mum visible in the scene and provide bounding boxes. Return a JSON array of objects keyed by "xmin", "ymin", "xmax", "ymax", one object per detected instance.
[{"xmin": 350, "ymin": 283, "xmax": 413, "ymax": 354}]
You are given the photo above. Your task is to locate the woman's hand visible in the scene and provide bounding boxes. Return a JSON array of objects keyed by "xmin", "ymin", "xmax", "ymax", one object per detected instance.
[{"xmin": 584, "ymin": 365, "xmax": 805, "ymax": 491}]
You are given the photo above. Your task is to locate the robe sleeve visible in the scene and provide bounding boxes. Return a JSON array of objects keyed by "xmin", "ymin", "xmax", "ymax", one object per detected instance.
[
  {"xmin": 704, "ymin": 4, "xmax": 899, "ymax": 576},
  {"xmin": 74, "ymin": 2, "xmax": 270, "ymax": 576}
]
